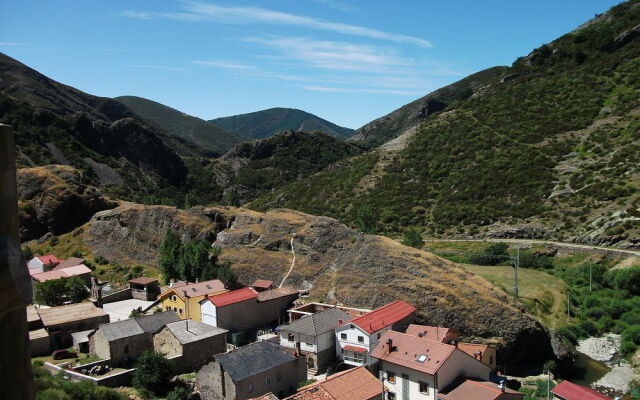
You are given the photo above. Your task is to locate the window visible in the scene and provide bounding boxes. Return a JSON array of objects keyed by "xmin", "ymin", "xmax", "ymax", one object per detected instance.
[
  {"xmin": 344, "ymin": 350, "xmax": 365, "ymax": 364},
  {"xmin": 288, "ymin": 334, "xmax": 295, "ymax": 342},
  {"xmin": 340, "ymin": 333, "xmax": 347, "ymax": 340},
  {"xmin": 387, "ymin": 392, "xmax": 395, "ymax": 400},
  {"xmin": 417, "ymin": 354, "xmax": 427, "ymax": 363},
  {"xmin": 357, "ymin": 336, "xmax": 364, "ymax": 343},
  {"xmin": 179, "ymin": 308, "xmax": 183, "ymax": 314},
  {"xmin": 247, "ymin": 383, "xmax": 253, "ymax": 393},
  {"xmin": 387, "ymin": 371, "xmax": 396, "ymax": 384},
  {"xmin": 266, "ymin": 376, "xmax": 272, "ymax": 385},
  {"xmin": 419, "ymin": 381, "xmax": 429, "ymax": 394}
]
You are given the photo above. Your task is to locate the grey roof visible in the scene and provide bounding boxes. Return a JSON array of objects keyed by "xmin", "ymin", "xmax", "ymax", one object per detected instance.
[
  {"xmin": 71, "ymin": 329, "xmax": 94, "ymax": 344},
  {"xmin": 215, "ymin": 341, "xmax": 297, "ymax": 382},
  {"xmin": 163, "ymin": 320, "xmax": 228, "ymax": 344},
  {"xmin": 280, "ymin": 308, "xmax": 350, "ymax": 337},
  {"xmin": 98, "ymin": 311, "xmax": 179, "ymax": 341}
]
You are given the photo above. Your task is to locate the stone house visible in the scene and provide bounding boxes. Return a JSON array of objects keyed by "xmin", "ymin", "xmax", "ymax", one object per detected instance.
[
  {"xmin": 159, "ymin": 279, "xmax": 227, "ymax": 321},
  {"xmin": 89, "ymin": 311, "xmax": 179, "ymax": 363},
  {"xmin": 197, "ymin": 341, "xmax": 306, "ymax": 400},
  {"xmin": 335, "ymin": 300, "xmax": 416, "ymax": 367},
  {"xmin": 371, "ymin": 331, "xmax": 492, "ymax": 400},
  {"xmin": 38, "ymin": 302, "xmax": 110, "ymax": 349},
  {"xmin": 279, "ymin": 307, "xmax": 350, "ymax": 372},
  {"xmin": 129, "ymin": 277, "xmax": 161, "ymax": 301},
  {"xmin": 153, "ymin": 319, "xmax": 228, "ymax": 372},
  {"xmin": 29, "ymin": 328, "xmax": 50, "ymax": 357},
  {"xmin": 251, "ymin": 279, "xmax": 274, "ymax": 292}
]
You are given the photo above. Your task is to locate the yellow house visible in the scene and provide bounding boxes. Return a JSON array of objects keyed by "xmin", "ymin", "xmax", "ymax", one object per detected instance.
[{"xmin": 158, "ymin": 279, "xmax": 227, "ymax": 322}]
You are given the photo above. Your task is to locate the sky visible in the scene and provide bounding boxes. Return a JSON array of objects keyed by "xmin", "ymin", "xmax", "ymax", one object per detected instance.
[{"xmin": 0, "ymin": 0, "xmax": 622, "ymax": 129}]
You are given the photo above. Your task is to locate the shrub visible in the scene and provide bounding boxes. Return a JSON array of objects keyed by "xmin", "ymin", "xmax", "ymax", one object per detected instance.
[
  {"xmin": 94, "ymin": 255, "xmax": 109, "ymax": 265},
  {"xmin": 402, "ymin": 228, "xmax": 424, "ymax": 249},
  {"xmin": 132, "ymin": 351, "xmax": 175, "ymax": 396},
  {"xmin": 612, "ymin": 266, "xmax": 640, "ymax": 295}
]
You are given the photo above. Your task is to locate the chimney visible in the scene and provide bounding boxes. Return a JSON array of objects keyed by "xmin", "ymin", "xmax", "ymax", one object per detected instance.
[
  {"xmin": 338, "ymin": 320, "xmax": 343, "ymax": 324},
  {"xmin": 386, "ymin": 338, "xmax": 393, "ymax": 353},
  {"xmin": 452, "ymin": 340, "xmax": 458, "ymax": 348},
  {"xmin": 498, "ymin": 378, "xmax": 505, "ymax": 392}
]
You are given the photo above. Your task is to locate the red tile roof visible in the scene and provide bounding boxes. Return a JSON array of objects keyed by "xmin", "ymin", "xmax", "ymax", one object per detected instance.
[
  {"xmin": 207, "ymin": 287, "xmax": 257, "ymax": 307},
  {"xmin": 32, "ymin": 264, "xmax": 92, "ymax": 283},
  {"xmin": 551, "ymin": 381, "xmax": 612, "ymax": 400},
  {"xmin": 438, "ymin": 379, "xmax": 523, "ymax": 400},
  {"xmin": 348, "ymin": 300, "xmax": 415, "ymax": 334},
  {"xmin": 251, "ymin": 279, "xmax": 274, "ymax": 289},
  {"xmin": 343, "ymin": 345, "xmax": 367, "ymax": 353},
  {"xmin": 292, "ymin": 366, "xmax": 383, "ymax": 400},
  {"xmin": 457, "ymin": 342, "xmax": 492, "ymax": 359},
  {"xmin": 36, "ymin": 255, "xmax": 62, "ymax": 265},
  {"xmin": 405, "ymin": 324, "xmax": 461, "ymax": 343},
  {"xmin": 371, "ymin": 330, "xmax": 457, "ymax": 375},
  {"xmin": 166, "ymin": 279, "xmax": 227, "ymax": 299}
]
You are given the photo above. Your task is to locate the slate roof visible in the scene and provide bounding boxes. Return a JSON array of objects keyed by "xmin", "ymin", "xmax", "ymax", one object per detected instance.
[
  {"xmin": 257, "ymin": 286, "xmax": 299, "ymax": 302},
  {"xmin": 38, "ymin": 303, "xmax": 108, "ymax": 327},
  {"xmin": 280, "ymin": 308, "xmax": 350, "ymax": 337},
  {"xmin": 347, "ymin": 300, "xmax": 415, "ymax": 334},
  {"xmin": 292, "ymin": 367, "xmax": 383, "ymax": 400},
  {"xmin": 71, "ymin": 329, "xmax": 94, "ymax": 344},
  {"xmin": 167, "ymin": 279, "xmax": 227, "ymax": 299},
  {"xmin": 52, "ymin": 257, "xmax": 85, "ymax": 271},
  {"xmin": 405, "ymin": 324, "xmax": 461, "ymax": 343},
  {"xmin": 98, "ymin": 311, "xmax": 179, "ymax": 341},
  {"xmin": 215, "ymin": 341, "xmax": 298, "ymax": 382},
  {"xmin": 551, "ymin": 380, "xmax": 612, "ymax": 400},
  {"xmin": 438, "ymin": 378, "xmax": 523, "ymax": 400},
  {"xmin": 163, "ymin": 320, "xmax": 227, "ymax": 344}
]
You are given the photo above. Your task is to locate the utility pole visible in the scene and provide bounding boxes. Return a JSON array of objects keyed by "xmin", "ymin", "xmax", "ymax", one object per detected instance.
[
  {"xmin": 589, "ymin": 264, "xmax": 592, "ymax": 292},
  {"xmin": 511, "ymin": 247, "xmax": 520, "ymax": 297},
  {"xmin": 547, "ymin": 369, "xmax": 551, "ymax": 400},
  {"xmin": 567, "ymin": 291, "xmax": 570, "ymax": 322}
]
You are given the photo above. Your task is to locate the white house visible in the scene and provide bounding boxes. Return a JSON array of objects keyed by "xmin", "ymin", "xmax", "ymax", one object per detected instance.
[
  {"xmin": 371, "ymin": 330, "xmax": 492, "ymax": 400},
  {"xmin": 279, "ymin": 307, "xmax": 350, "ymax": 372},
  {"xmin": 335, "ymin": 300, "xmax": 416, "ymax": 367},
  {"xmin": 200, "ymin": 288, "xmax": 258, "ymax": 329},
  {"xmin": 28, "ymin": 254, "xmax": 62, "ymax": 274}
]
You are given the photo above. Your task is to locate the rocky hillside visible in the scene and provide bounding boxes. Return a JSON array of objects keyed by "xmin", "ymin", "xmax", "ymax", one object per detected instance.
[
  {"xmin": 17, "ymin": 165, "xmax": 116, "ymax": 241},
  {"xmin": 348, "ymin": 66, "xmax": 507, "ymax": 148},
  {"xmin": 84, "ymin": 202, "xmax": 551, "ymax": 364},
  {"xmin": 251, "ymin": 1, "xmax": 640, "ymax": 250},
  {"xmin": 115, "ymin": 95, "xmax": 245, "ymax": 156},
  {"xmin": 210, "ymin": 107, "xmax": 354, "ymax": 140}
]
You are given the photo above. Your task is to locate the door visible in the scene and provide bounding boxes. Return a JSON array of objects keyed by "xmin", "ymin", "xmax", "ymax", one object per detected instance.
[{"xmin": 401, "ymin": 374, "xmax": 409, "ymax": 400}]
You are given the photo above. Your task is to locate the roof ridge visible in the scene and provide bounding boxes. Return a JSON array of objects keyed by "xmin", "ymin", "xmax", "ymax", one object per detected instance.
[{"xmin": 466, "ymin": 379, "xmax": 501, "ymax": 395}]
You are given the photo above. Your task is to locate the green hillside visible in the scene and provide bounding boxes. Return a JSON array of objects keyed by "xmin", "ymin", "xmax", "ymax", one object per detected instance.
[
  {"xmin": 210, "ymin": 107, "xmax": 354, "ymax": 140},
  {"xmin": 250, "ymin": 0, "xmax": 640, "ymax": 249},
  {"xmin": 116, "ymin": 95, "xmax": 246, "ymax": 156}
]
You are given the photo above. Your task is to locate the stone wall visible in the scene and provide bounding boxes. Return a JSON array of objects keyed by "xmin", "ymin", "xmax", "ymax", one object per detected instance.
[{"xmin": 101, "ymin": 288, "xmax": 132, "ymax": 304}]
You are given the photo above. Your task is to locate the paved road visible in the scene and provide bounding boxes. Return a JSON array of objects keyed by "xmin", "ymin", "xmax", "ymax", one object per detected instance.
[{"xmin": 424, "ymin": 238, "xmax": 640, "ymax": 257}]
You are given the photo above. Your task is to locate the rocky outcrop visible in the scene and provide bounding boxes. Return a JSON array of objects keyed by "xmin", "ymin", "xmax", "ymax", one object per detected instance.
[
  {"xmin": 84, "ymin": 203, "xmax": 552, "ymax": 364},
  {"xmin": 17, "ymin": 165, "xmax": 116, "ymax": 240},
  {"xmin": 481, "ymin": 222, "xmax": 550, "ymax": 240}
]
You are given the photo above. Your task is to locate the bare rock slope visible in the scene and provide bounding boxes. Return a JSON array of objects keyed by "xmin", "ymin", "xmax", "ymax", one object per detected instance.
[{"xmin": 85, "ymin": 202, "xmax": 552, "ymax": 364}]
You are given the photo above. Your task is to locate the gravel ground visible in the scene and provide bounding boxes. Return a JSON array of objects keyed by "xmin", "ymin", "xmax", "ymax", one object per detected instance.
[
  {"xmin": 594, "ymin": 362, "xmax": 634, "ymax": 394},
  {"xmin": 577, "ymin": 334, "xmax": 621, "ymax": 364}
]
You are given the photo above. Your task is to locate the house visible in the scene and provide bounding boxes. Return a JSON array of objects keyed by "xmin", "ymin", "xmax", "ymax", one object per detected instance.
[
  {"xmin": 29, "ymin": 328, "xmax": 50, "ymax": 357},
  {"xmin": 129, "ymin": 277, "xmax": 161, "ymax": 301},
  {"xmin": 27, "ymin": 254, "xmax": 62, "ymax": 273},
  {"xmin": 371, "ymin": 330, "xmax": 492, "ymax": 400},
  {"xmin": 89, "ymin": 311, "xmax": 179, "ymax": 363},
  {"xmin": 288, "ymin": 366, "xmax": 384, "ymax": 400},
  {"xmin": 159, "ymin": 279, "xmax": 227, "ymax": 321},
  {"xmin": 38, "ymin": 302, "xmax": 110, "ymax": 348},
  {"xmin": 52, "ymin": 257, "xmax": 85, "ymax": 271},
  {"xmin": 251, "ymin": 279, "xmax": 274, "ymax": 292},
  {"xmin": 200, "ymin": 286, "xmax": 299, "ymax": 334},
  {"xmin": 288, "ymin": 302, "xmax": 370, "ymax": 322},
  {"xmin": 71, "ymin": 329, "xmax": 94, "ymax": 353},
  {"xmin": 27, "ymin": 305, "xmax": 43, "ymax": 330},
  {"xmin": 197, "ymin": 341, "xmax": 307, "ymax": 400},
  {"xmin": 153, "ymin": 319, "xmax": 228, "ymax": 372},
  {"xmin": 457, "ymin": 342, "xmax": 497, "ymax": 370},
  {"xmin": 31, "ymin": 264, "xmax": 92, "ymax": 285},
  {"xmin": 550, "ymin": 380, "xmax": 612, "ymax": 400},
  {"xmin": 405, "ymin": 324, "xmax": 461, "ymax": 344},
  {"xmin": 437, "ymin": 378, "xmax": 523, "ymax": 400},
  {"xmin": 279, "ymin": 307, "xmax": 351, "ymax": 372},
  {"xmin": 335, "ymin": 300, "xmax": 416, "ymax": 367}
]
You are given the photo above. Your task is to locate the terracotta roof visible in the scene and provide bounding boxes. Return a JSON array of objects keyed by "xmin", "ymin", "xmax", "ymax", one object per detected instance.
[
  {"xmin": 347, "ymin": 300, "xmax": 415, "ymax": 334},
  {"xmin": 52, "ymin": 257, "xmax": 85, "ymax": 271},
  {"xmin": 206, "ymin": 288, "xmax": 257, "ymax": 307},
  {"xmin": 370, "ymin": 330, "xmax": 456, "ymax": 375},
  {"xmin": 292, "ymin": 366, "xmax": 383, "ymax": 400},
  {"xmin": 32, "ymin": 264, "xmax": 92, "ymax": 283},
  {"xmin": 252, "ymin": 279, "xmax": 274, "ymax": 289},
  {"xmin": 36, "ymin": 255, "xmax": 62, "ymax": 265},
  {"xmin": 344, "ymin": 345, "xmax": 367, "ymax": 353},
  {"xmin": 405, "ymin": 324, "xmax": 460, "ymax": 343},
  {"xmin": 551, "ymin": 381, "xmax": 612, "ymax": 400},
  {"xmin": 129, "ymin": 277, "xmax": 158, "ymax": 285},
  {"xmin": 251, "ymin": 394, "xmax": 280, "ymax": 400},
  {"xmin": 438, "ymin": 378, "xmax": 523, "ymax": 400},
  {"xmin": 166, "ymin": 279, "xmax": 227, "ymax": 299},
  {"xmin": 38, "ymin": 303, "xmax": 108, "ymax": 327},
  {"xmin": 257, "ymin": 286, "xmax": 299, "ymax": 302},
  {"xmin": 457, "ymin": 342, "xmax": 492, "ymax": 359}
]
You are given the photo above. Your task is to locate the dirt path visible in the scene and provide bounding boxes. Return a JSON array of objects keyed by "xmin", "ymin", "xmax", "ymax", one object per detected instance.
[{"xmin": 279, "ymin": 217, "xmax": 320, "ymax": 288}]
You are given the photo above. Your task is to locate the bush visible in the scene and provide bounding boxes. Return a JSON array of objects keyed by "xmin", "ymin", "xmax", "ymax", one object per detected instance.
[
  {"xmin": 468, "ymin": 243, "xmax": 509, "ymax": 265},
  {"xmin": 94, "ymin": 256, "xmax": 109, "ymax": 265},
  {"xmin": 612, "ymin": 266, "xmax": 640, "ymax": 295},
  {"xmin": 167, "ymin": 386, "xmax": 193, "ymax": 400},
  {"xmin": 402, "ymin": 228, "xmax": 424, "ymax": 249},
  {"xmin": 519, "ymin": 252, "xmax": 554, "ymax": 269},
  {"xmin": 132, "ymin": 351, "xmax": 175, "ymax": 396}
]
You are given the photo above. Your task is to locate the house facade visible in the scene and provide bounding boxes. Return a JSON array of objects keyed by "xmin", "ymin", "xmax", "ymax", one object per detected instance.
[
  {"xmin": 279, "ymin": 307, "xmax": 350, "ymax": 372},
  {"xmin": 371, "ymin": 331, "xmax": 492, "ymax": 400},
  {"xmin": 38, "ymin": 302, "xmax": 110, "ymax": 349},
  {"xmin": 288, "ymin": 366, "xmax": 384, "ymax": 400},
  {"xmin": 159, "ymin": 279, "xmax": 227, "ymax": 321},
  {"xmin": 27, "ymin": 254, "xmax": 61, "ymax": 274},
  {"xmin": 335, "ymin": 300, "xmax": 416, "ymax": 367},
  {"xmin": 197, "ymin": 341, "xmax": 306, "ymax": 400}
]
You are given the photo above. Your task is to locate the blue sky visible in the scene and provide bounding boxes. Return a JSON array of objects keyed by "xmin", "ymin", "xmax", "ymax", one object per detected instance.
[{"xmin": 0, "ymin": 0, "xmax": 621, "ymax": 128}]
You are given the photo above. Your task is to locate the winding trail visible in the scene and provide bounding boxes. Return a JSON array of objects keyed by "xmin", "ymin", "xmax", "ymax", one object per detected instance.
[{"xmin": 279, "ymin": 216, "xmax": 321, "ymax": 288}]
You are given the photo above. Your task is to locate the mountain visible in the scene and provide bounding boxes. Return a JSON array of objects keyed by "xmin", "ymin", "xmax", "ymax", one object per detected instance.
[
  {"xmin": 348, "ymin": 66, "xmax": 507, "ymax": 148},
  {"xmin": 250, "ymin": 0, "xmax": 640, "ymax": 250},
  {"xmin": 115, "ymin": 95, "xmax": 245, "ymax": 156},
  {"xmin": 210, "ymin": 107, "xmax": 354, "ymax": 140},
  {"xmin": 84, "ymin": 202, "xmax": 551, "ymax": 364}
]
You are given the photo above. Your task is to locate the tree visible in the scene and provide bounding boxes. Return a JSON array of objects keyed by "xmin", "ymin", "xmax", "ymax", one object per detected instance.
[
  {"xmin": 132, "ymin": 351, "xmax": 175, "ymax": 396},
  {"xmin": 159, "ymin": 230, "xmax": 182, "ymax": 283},
  {"xmin": 612, "ymin": 266, "xmax": 640, "ymax": 295},
  {"xmin": 178, "ymin": 241, "xmax": 210, "ymax": 282},
  {"xmin": 33, "ymin": 277, "xmax": 88, "ymax": 306},
  {"xmin": 402, "ymin": 228, "xmax": 423, "ymax": 249},
  {"xmin": 22, "ymin": 245, "xmax": 33, "ymax": 261},
  {"xmin": 355, "ymin": 204, "xmax": 376, "ymax": 234}
]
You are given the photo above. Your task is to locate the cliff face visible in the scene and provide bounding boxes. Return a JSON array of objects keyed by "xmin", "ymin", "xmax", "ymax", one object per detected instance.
[
  {"xmin": 17, "ymin": 165, "xmax": 116, "ymax": 240},
  {"xmin": 84, "ymin": 202, "xmax": 551, "ymax": 364}
]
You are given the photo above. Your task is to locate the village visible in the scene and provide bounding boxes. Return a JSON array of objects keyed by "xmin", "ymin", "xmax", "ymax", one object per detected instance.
[{"xmin": 26, "ymin": 253, "xmax": 612, "ymax": 400}]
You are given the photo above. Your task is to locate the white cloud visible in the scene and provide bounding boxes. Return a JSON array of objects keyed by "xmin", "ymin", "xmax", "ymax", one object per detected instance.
[
  {"xmin": 123, "ymin": 2, "xmax": 432, "ymax": 47},
  {"xmin": 125, "ymin": 64, "xmax": 188, "ymax": 73},
  {"xmin": 192, "ymin": 60, "xmax": 255, "ymax": 70},
  {"xmin": 301, "ymin": 85, "xmax": 424, "ymax": 96}
]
